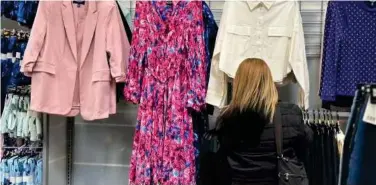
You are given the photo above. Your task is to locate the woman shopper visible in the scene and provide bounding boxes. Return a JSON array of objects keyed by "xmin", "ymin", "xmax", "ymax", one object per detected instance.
[{"xmin": 212, "ymin": 58, "xmax": 313, "ymax": 185}]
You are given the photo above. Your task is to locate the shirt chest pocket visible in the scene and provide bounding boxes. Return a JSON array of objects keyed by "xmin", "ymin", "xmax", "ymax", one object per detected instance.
[
  {"xmin": 267, "ymin": 26, "xmax": 292, "ymax": 59},
  {"xmin": 226, "ymin": 25, "xmax": 251, "ymax": 54},
  {"xmin": 223, "ymin": 25, "xmax": 252, "ymax": 73}
]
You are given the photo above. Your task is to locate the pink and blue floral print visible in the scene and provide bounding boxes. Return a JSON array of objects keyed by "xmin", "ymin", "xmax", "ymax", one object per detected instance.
[{"xmin": 123, "ymin": 1, "xmax": 207, "ymax": 184}]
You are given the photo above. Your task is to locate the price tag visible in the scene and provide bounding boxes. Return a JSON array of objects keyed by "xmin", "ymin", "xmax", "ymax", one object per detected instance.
[
  {"xmin": 363, "ymin": 98, "xmax": 376, "ymax": 125},
  {"xmin": 16, "ymin": 52, "xmax": 21, "ymax": 59}
]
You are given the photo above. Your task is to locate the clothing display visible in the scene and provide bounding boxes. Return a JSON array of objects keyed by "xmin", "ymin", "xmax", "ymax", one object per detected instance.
[
  {"xmin": 339, "ymin": 84, "xmax": 376, "ymax": 185},
  {"xmin": 20, "ymin": 1, "xmax": 130, "ymax": 120},
  {"xmin": 1, "ymin": 1, "xmax": 39, "ymax": 28},
  {"xmin": 206, "ymin": 1, "xmax": 309, "ymax": 108},
  {"xmin": 123, "ymin": 1, "xmax": 208, "ymax": 184},
  {"xmin": 320, "ymin": 1, "xmax": 376, "ymax": 102},
  {"xmin": 1, "ymin": 30, "xmax": 31, "ymax": 114},
  {"xmin": 0, "ymin": 144, "xmax": 43, "ymax": 185},
  {"xmin": 192, "ymin": 2, "xmax": 218, "ymax": 183},
  {"xmin": 1, "ymin": 91, "xmax": 42, "ymax": 142},
  {"xmin": 304, "ymin": 111, "xmax": 341, "ymax": 185},
  {"xmin": 3, "ymin": 1, "xmax": 376, "ymax": 184}
]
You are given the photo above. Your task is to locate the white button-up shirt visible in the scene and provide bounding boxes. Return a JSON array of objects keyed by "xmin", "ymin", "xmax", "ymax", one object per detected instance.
[{"xmin": 206, "ymin": 0, "xmax": 310, "ymax": 108}]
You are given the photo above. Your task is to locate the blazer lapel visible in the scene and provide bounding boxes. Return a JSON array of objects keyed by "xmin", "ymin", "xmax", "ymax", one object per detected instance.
[
  {"xmin": 80, "ymin": 1, "xmax": 98, "ymax": 68},
  {"xmin": 62, "ymin": 1, "xmax": 78, "ymax": 62}
]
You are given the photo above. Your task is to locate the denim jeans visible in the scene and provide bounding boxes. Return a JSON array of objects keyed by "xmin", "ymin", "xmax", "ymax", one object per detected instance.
[
  {"xmin": 339, "ymin": 90, "xmax": 364, "ymax": 185},
  {"xmin": 347, "ymin": 96, "xmax": 376, "ymax": 185}
]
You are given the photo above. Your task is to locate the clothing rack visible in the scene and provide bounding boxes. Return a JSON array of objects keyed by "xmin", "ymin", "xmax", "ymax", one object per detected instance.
[
  {"xmin": 3, "ymin": 147, "xmax": 43, "ymax": 149},
  {"xmin": 1, "ymin": 28, "xmax": 30, "ymax": 38},
  {"xmin": 304, "ymin": 110, "xmax": 350, "ymax": 121}
]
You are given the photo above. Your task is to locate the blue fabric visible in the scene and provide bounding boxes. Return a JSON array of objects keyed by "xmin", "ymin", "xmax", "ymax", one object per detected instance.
[
  {"xmin": 347, "ymin": 95, "xmax": 376, "ymax": 185},
  {"xmin": 9, "ymin": 1, "xmax": 19, "ymax": 20},
  {"xmin": 8, "ymin": 156, "xmax": 17, "ymax": 185},
  {"xmin": 339, "ymin": 90, "xmax": 364, "ymax": 185},
  {"xmin": 26, "ymin": 158, "xmax": 36, "ymax": 185},
  {"xmin": 319, "ymin": 1, "xmax": 376, "ymax": 101},
  {"xmin": 1, "ymin": 37, "xmax": 9, "ymax": 54},
  {"xmin": 0, "ymin": 157, "xmax": 40, "ymax": 185},
  {"xmin": 8, "ymin": 36, "xmax": 17, "ymax": 54},
  {"xmin": 192, "ymin": 2, "xmax": 218, "ymax": 182},
  {"xmin": 16, "ymin": 1, "xmax": 26, "ymax": 24},
  {"xmin": 1, "ymin": 1, "xmax": 14, "ymax": 18},
  {"xmin": 19, "ymin": 42, "xmax": 27, "ymax": 58},
  {"xmin": 1, "ymin": 158, "xmax": 11, "ymax": 185},
  {"xmin": 0, "ymin": 1, "xmax": 38, "ymax": 27},
  {"xmin": 202, "ymin": 2, "xmax": 218, "ymax": 88},
  {"xmin": 9, "ymin": 58, "xmax": 31, "ymax": 87},
  {"xmin": 1, "ymin": 58, "xmax": 14, "ymax": 113},
  {"xmin": 15, "ymin": 157, "xmax": 25, "ymax": 185},
  {"xmin": 34, "ymin": 159, "xmax": 42, "ymax": 185}
]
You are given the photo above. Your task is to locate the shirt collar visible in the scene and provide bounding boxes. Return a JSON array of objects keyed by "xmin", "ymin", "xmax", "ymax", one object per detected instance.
[{"xmin": 247, "ymin": 0, "xmax": 275, "ymax": 11}]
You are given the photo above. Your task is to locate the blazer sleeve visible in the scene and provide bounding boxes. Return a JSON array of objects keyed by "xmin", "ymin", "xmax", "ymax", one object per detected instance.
[
  {"xmin": 106, "ymin": 4, "xmax": 130, "ymax": 83},
  {"xmin": 21, "ymin": 1, "xmax": 48, "ymax": 77}
]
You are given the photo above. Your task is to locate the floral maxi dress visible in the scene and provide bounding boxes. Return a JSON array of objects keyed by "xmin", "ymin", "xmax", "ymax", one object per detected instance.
[{"xmin": 123, "ymin": 1, "xmax": 207, "ymax": 185}]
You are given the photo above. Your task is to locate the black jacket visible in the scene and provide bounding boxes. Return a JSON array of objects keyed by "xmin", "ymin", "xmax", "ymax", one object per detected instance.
[{"xmin": 215, "ymin": 103, "xmax": 313, "ymax": 185}]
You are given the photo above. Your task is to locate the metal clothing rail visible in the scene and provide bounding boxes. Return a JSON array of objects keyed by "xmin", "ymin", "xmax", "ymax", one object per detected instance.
[{"xmin": 2, "ymin": 146, "xmax": 43, "ymax": 149}]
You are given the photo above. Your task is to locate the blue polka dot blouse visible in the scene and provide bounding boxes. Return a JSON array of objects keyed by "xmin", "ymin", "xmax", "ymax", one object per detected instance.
[{"xmin": 320, "ymin": 1, "xmax": 376, "ymax": 101}]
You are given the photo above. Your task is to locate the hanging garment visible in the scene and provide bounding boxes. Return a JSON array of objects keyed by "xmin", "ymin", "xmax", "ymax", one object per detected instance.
[
  {"xmin": 319, "ymin": 1, "xmax": 376, "ymax": 101},
  {"xmin": 0, "ymin": 1, "xmax": 38, "ymax": 27},
  {"xmin": 115, "ymin": 0, "xmax": 132, "ymax": 28},
  {"xmin": 116, "ymin": 1, "xmax": 132, "ymax": 41},
  {"xmin": 21, "ymin": 1, "xmax": 130, "ymax": 120},
  {"xmin": 193, "ymin": 2, "xmax": 218, "ymax": 183},
  {"xmin": 206, "ymin": 1, "xmax": 309, "ymax": 108},
  {"xmin": 1, "ymin": 55, "xmax": 14, "ymax": 113},
  {"xmin": 346, "ymin": 95, "xmax": 376, "ymax": 185},
  {"xmin": 338, "ymin": 89, "xmax": 364, "ymax": 185},
  {"xmin": 115, "ymin": 0, "xmax": 133, "ymax": 103},
  {"xmin": 123, "ymin": 1, "xmax": 207, "ymax": 184}
]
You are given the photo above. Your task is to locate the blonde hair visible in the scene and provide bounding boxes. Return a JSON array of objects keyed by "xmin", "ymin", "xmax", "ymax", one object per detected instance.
[{"xmin": 222, "ymin": 58, "xmax": 278, "ymax": 121}]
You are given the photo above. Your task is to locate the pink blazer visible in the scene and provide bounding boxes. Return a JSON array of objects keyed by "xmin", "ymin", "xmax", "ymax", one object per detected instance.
[{"xmin": 21, "ymin": 1, "xmax": 130, "ymax": 120}]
